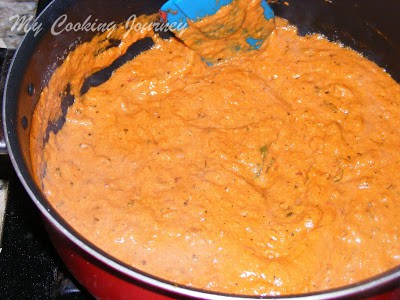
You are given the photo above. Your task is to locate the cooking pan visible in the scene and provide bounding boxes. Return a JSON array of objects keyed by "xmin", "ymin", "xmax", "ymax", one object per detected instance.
[{"xmin": 1, "ymin": 0, "xmax": 400, "ymax": 299}]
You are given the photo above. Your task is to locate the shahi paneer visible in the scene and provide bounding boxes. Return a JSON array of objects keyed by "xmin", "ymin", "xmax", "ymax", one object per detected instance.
[{"xmin": 30, "ymin": 1, "xmax": 400, "ymax": 296}]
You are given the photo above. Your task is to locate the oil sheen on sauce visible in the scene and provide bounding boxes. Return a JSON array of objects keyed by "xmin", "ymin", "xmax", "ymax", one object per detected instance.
[{"xmin": 30, "ymin": 11, "xmax": 400, "ymax": 296}]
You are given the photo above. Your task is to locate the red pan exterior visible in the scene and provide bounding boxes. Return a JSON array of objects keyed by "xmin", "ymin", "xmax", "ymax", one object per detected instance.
[{"xmin": 46, "ymin": 221, "xmax": 400, "ymax": 300}]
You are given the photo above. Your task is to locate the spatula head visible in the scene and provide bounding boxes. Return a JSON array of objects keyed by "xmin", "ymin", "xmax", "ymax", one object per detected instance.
[{"xmin": 159, "ymin": 0, "xmax": 275, "ymax": 63}]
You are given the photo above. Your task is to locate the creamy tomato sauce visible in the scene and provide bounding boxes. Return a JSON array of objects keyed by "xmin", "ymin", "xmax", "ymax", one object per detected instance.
[{"xmin": 30, "ymin": 10, "xmax": 400, "ymax": 296}]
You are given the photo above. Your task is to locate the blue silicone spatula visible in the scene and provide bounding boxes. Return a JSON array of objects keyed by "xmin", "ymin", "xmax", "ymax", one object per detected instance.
[{"xmin": 159, "ymin": 0, "xmax": 275, "ymax": 63}]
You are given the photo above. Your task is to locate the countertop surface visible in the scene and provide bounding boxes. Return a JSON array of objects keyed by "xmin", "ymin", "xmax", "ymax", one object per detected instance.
[{"xmin": 0, "ymin": 0, "xmax": 38, "ymax": 49}]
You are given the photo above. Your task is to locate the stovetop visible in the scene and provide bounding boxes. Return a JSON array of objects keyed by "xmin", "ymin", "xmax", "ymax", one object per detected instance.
[
  {"xmin": 0, "ymin": 171, "xmax": 93, "ymax": 299},
  {"xmin": 0, "ymin": 1, "xmax": 93, "ymax": 299}
]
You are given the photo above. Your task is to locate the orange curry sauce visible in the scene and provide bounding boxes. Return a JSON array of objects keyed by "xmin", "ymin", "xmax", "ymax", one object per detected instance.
[{"xmin": 30, "ymin": 10, "xmax": 400, "ymax": 296}]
